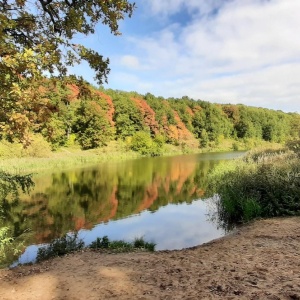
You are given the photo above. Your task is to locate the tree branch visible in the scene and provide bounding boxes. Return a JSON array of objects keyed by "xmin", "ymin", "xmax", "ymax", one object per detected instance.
[{"xmin": 38, "ymin": 0, "xmax": 60, "ymax": 33}]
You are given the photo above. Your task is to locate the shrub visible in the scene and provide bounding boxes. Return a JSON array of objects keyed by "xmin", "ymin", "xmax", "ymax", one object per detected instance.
[
  {"xmin": 22, "ymin": 134, "xmax": 52, "ymax": 157},
  {"xmin": 286, "ymin": 139, "xmax": 300, "ymax": 157},
  {"xmin": 208, "ymin": 148, "xmax": 300, "ymax": 227},
  {"xmin": 130, "ymin": 131, "xmax": 162, "ymax": 156},
  {"xmin": 0, "ymin": 140, "xmax": 23, "ymax": 158},
  {"xmin": 89, "ymin": 236, "xmax": 156, "ymax": 253},
  {"xmin": 36, "ymin": 233, "xmax": 84, "ymax": 262}
]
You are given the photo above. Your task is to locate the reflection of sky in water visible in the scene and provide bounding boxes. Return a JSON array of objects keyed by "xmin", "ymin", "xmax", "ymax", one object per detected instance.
[{"xmin": 17, "ymin": 197, "xmax": 223, "ymax": 265}]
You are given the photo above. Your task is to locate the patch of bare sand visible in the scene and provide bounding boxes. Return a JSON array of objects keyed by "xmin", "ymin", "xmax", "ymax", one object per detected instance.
[{"xmin": 0, "ymin": 217, "xmax": 299, "ymax": 300}]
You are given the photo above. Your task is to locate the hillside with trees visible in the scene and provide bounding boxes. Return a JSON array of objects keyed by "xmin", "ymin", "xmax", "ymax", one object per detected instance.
[
  {"xmin": 1, "ymin": 0, "xmax": 299, "ymax": 157},
  {"xmin": 1, "ymin": 79, "xmax": 299, "ymax": 157}
]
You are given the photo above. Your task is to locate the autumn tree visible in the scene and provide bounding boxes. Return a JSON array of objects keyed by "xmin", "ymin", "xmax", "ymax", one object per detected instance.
[{"xmin": 0, "ymin": 0, "xmax": 135, "ymax": 145}]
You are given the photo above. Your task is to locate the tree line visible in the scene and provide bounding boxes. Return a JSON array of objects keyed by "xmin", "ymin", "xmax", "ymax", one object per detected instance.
[{"xmin": 1, "ymin": 79, "xmax": 299, "ymax": 155}]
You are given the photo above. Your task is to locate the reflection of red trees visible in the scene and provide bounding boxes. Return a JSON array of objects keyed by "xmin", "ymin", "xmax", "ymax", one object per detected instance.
[
  {"xmin": 29, "ymin": 158, "xmax": 204, "ymax": 244},
  {"xmin": 74, "ymin": 217, "xmax": 86, "ymax": 231},
  {"xmin": 103, "ymin": 186, "xmax": 118, "ymax": 222},
  {"xmin": 135, "ymin": 156, "xmax": 198, "ymax": 210},
  {"xmin": 74, "ymin": 186, "xmax": 119, "ymax": 229},
  {"xmin": 136, "ymin": 181, "xmax": 159, "ymax": 213},
  {"xmin": 132, "ymin": 97, "xmax": 159, "ymax": 134}
]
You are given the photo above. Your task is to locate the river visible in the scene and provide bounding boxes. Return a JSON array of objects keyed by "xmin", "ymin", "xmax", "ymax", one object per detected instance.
[{"xmin": 8, "ymin": 151, "xmax": 244, "ymax": 264}]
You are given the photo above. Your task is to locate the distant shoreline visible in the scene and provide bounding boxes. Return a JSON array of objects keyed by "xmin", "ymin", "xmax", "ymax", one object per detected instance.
[
  {"xmin": 0, "ymin": 138, "xmax": 279, "ymax": 174},
  {"xmin": 0, "ymin": 141, "xmax": 247, "ymax": 174}
]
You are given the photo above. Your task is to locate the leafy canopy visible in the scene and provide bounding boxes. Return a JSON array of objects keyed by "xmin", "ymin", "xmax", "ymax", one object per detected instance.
[
  {"xmin": 0, "ymin": 0, "xmax": 134, "ymax": 82},
  {"xmin": 0, "ymin": 0, "xmax": 135, "ymax": 144}
]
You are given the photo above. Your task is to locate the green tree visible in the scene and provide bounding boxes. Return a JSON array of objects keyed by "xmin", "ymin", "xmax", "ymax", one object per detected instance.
[
  {"xmin": 0, "ymin": 0, "xmax": 135, "ymax": 144},
  {"xmin": 130, "ymin": 131, "xmax": 162, "ymax": 156},
  {"xmin": 74, "ymin": 101, "xmax": 114, "ymax": 149},
  {"xmin": 112, "ymin": 93, "xmax": 145, "ymax": 139},
  {"xmin": 192, "ymin": 103, "xmax": 233, "ymax": 145}
]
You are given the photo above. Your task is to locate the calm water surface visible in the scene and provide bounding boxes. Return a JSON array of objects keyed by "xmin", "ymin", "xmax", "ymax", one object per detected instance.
[{"xmin": 12, "ymin": 151, "xmax": 244, "ymax": 264}]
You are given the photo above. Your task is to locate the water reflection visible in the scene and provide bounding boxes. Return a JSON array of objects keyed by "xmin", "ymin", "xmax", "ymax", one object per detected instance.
[
  {"xmin": 6, "ymin": 151, "xmax": 244, "ymax": 263},
  {"xmin": 18, "ymin": 197, "xmax": 224, "ymax": 264}
]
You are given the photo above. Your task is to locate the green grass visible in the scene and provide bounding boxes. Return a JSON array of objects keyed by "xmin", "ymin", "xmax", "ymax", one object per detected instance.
[
  {"xmin": 208, "ymin": 142, "xmax": 300, "ymax": 228},
  {"xmin": 89, "ymin": 236, "xmax": 156, "ymax": 253},
  {"xmin": 36, "ymin": 233, "xmax": 84, "ymax": 262},
  {"xmin": 0, "ymin": 142, "xmax": 142, "ymax": 174}
]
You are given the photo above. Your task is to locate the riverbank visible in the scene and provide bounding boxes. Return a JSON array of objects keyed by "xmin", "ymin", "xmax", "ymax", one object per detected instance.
[
  {"xmin": 0, "ymin": 139, "xmax": 280, "ymax": 174},
  {"xmin": 1, "ymin": 217, "xmax": 299, "ymax": 299},
  {"xmin": 0, "ymin": 141, "xmax": 190, "ymax": 174}
]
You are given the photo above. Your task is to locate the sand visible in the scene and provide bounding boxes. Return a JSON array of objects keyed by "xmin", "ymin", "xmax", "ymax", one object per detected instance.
[{"xmin": 0, "ymin": 217, "xmax": 299, "ymax": 300}]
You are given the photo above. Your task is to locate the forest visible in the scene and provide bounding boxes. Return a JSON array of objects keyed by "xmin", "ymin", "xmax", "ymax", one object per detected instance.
[{"xmin": 1, "ymin": 78, "xmax": 299, "ymax": 158}]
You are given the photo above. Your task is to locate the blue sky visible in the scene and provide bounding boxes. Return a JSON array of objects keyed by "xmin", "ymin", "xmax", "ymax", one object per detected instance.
[{"xmin": 71, "ymin": 0, "xmax": 300, "ymax": 113}]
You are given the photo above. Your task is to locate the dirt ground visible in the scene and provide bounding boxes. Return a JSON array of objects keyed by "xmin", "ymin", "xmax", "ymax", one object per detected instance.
[{"xmin": 0, "ymin": 217, "xmax": 299, "ymax": 300}]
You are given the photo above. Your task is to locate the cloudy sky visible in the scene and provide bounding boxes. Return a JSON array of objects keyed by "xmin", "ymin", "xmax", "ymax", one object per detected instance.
[{"xmin": 72, "ymin": 0, "xmax": 300, "ymax": 113}]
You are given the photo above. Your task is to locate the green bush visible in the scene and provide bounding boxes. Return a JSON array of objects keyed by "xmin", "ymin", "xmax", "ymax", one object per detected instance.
[
  {"xmin": 0, "ymin": 135, "xmax": 52, "ymax": 158},
  {"xmin": 130, "ymin": 131, "xmax": 162, "ymax": 156},
  {"xmin": 41, "ymin": 116, "xmax": 67, "ymax": 149},
  {"xmin": 36, "ymin": 233, "xmax": 84, "ymax": 262},
  {"xmin": 209, "ymin": 148, "xmax": 300, "ymax": 227},
  {"xmin": 286, "ymin": 139, "xmax": 300, "ymax": 157},
  {"xmin": 23, "ymin": 134, "xmax": 52, "ymax": 157},
  {"xmin": 89, "ymin": 236, "xmax": 156, "ymax": 253},
  {"xmin": 0, "ymin": 140, "xmax": 23, "ymax": 158}
]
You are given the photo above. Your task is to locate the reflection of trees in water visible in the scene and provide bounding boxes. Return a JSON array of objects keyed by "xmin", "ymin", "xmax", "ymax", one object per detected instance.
[{"xmin": 7, "ymin": 155, "xmax": 227, "ymax": 244}]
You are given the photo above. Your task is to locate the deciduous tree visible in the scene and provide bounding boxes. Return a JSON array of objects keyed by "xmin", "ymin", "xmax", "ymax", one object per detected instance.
[{"xmin": 0, "ymin": 0, "xmax": 135, "ymax": 144}]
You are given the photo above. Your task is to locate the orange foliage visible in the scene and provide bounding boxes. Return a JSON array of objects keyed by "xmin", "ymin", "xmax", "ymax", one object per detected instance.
[
  {"xmin": 95, "ymin": 91, "xmax": 115, "ymax": 126},
  {"xmin": 192, "ymin": 105, "xmax": 202, "ymax": 114},
  {"xmin": 159, "ymin": 101, "xmax": 198, "ymax": 146},
  {"xmin": 186, "ymin": 106, "xmax": 194, "ymax": 117},
  {"xmin": 66, "ymin": 84, "xmax": 80, "ymax": 102},
  {"xmin": 132, "ymin": 97, "xmax": 159, "ymax": 134}
]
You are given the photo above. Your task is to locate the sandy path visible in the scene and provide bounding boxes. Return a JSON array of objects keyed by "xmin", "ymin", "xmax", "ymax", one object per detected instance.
[{"xmin": 0, "ymin": 217, "xmax": 300, "ymax": 299}]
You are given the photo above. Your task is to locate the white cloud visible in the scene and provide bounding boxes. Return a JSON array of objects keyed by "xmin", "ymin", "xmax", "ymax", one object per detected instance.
[
  {"xmin": 113, "ymin": 0, "xmax": 300, "ymax": 112},
  {"xmin": 120, "ymin": 55, "xmax": 141, "ymax": 69},
  {"xmin": 143, "ymin": 0, "xmax": 226, "ymax": 17},
  {"xmin": 108, "ymin": 70, "xmax": 154, "ymax": 92}
]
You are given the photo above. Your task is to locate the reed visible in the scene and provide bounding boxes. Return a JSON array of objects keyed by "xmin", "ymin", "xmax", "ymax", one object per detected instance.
[{"xmin": 208, "ymin": 143, "xmax": 300, "ymax": 227}]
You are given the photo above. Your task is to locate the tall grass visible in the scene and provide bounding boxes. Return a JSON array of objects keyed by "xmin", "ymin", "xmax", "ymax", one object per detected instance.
[
  {"xmin": 208, "ymin": 143, "xmax": 300, "ymax": 227},
  {"xmin": 0, "ymin": 141, "xmax": 141, "ymax": 174}
]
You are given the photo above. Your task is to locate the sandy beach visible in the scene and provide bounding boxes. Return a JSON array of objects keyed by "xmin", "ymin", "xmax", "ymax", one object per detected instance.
[{"xmin": 0, "ymin": 217, "xmax": 299, "ymax": 299}]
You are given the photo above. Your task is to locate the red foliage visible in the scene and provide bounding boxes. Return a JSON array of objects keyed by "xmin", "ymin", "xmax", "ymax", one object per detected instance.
[
  {"xmin": 95, "ymin": 91, "xmax": 115, "ymax": 126},
  {"xmin": 132, "ymin": 97, "xmax": 159, "ymax": 134},
  {"xmin": 186, "ymin": 106, "xmax": 194, "ymax": 117},
  {"xmin": 66, "ymin": 84, "xmax": 80, "ymax": 102},
  {"xmin": 161, "ymin": 101, "xmax": 198, "ymax": 146}
]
